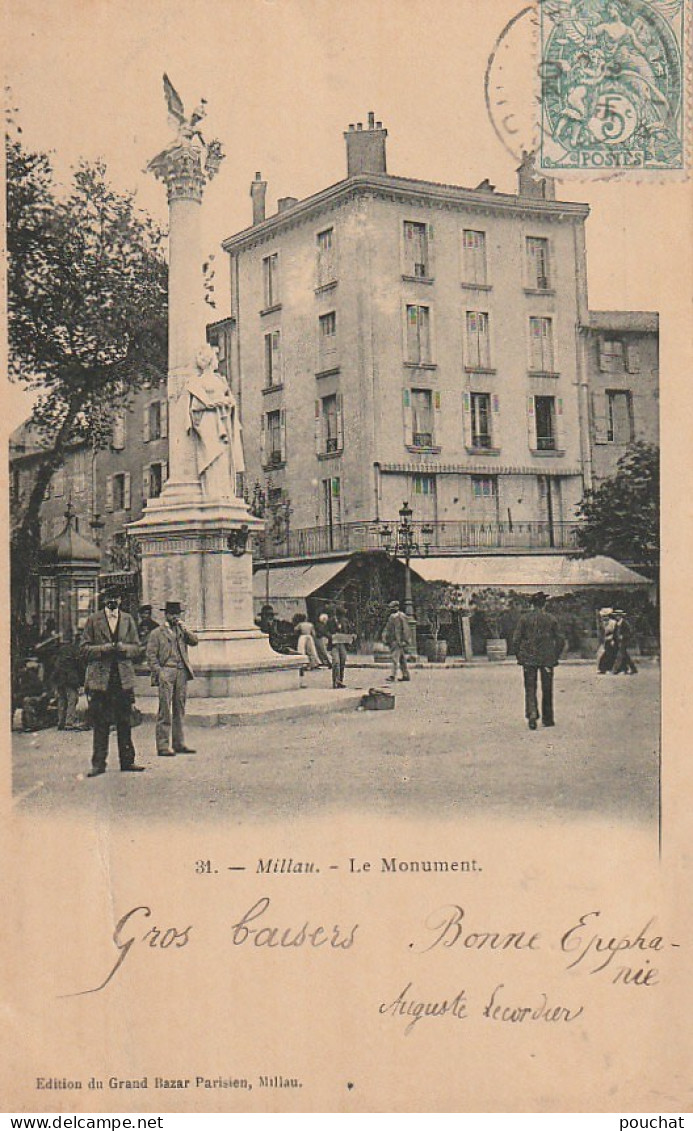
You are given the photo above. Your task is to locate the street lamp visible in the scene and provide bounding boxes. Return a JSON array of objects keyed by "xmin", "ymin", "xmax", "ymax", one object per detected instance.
[{"xmin": 378, "ymin": 501, "xmax": 433, "ymax": 621}]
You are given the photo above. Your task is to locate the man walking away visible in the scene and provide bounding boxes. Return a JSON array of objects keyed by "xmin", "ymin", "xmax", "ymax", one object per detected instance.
[
  {"xmin": 81, "ymin": 585, "xmax": 145, "ymax": 775},
  {"xmin": 146, "ymin": 601, "xmax": 199, "ymax": 756},
  {"xmin": 611, "ymin": 610, "xmax": 638, "ymax": 675},
  {"xmin": 512, "ymin": 592, "xmax": 564, "ymax": 730},
  {"xmin": 382, "ymin": 600, "xmax": 412, "ymax": 683}
]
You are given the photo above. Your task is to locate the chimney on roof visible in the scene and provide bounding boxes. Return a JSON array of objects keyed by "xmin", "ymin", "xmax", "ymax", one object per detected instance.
[
  {"xmin": 250, "ymin": 171, "xmax": 267, "ymax": 225},
  {"xmin": 516, "ymin": 151, "xmax": 556, "ymax": 201},
  {"xmin": 277, "ymin": 196, "xmax": 299, "ymax": 213},
  {"xmin": 344, "ymin": 111, "xmax": 388, "ymax": 176}
]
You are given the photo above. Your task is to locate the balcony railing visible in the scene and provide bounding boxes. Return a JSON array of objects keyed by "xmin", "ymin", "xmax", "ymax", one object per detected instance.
[{"xmin": 254, "ymin": 518, "xmax": 581, "ymax": 560}]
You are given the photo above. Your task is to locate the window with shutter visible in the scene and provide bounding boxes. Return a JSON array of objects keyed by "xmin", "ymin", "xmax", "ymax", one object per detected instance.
[
  {"xmin": 112, "ymin": 411, "xmax": 126, "ymax": 450},
  {"xmin": 491, "ymin": 394, "xmax": 501, "ymax": 450},
  {"xmin": 591, "ymin": 391, "xmax": 609, "ymax": 444},
  {"xmin": 161, "ymin": 399, "xmax": 168, "ymax": 438},
  {"xmin": 527, "ymin": 396, "xmax": 538, "ymax": 450},
  {"xmin": 534, "ymin": 396, "xmax": 557, "ymax": 450},
  {"xmin": 462, "ymin": 392, "xmax": 473, "ymax": 448},
  {"xmin": 314, "ymin": 400, "xmax": 322, "ymax": 456},
  {"xmin": 265, "ymin": 331, "xmax": 282, "ymax": 387},
  {"xmin": 142, "ymin": 467, "xmax": 151, "ymax": 500},
  {"xmin": 625, "ymin": 343, "xmax": 641, "ymax": 373},
  {"xmin": 529, "ymin": 317, "xmax": 555, "ymax": 372},
  {"xmin": 318, "ymin": 312, "xmax": 337, "ymax": 367},
  {"xmin": 411, "ymin": 389, "xmax": 433, "ymax": 447},
  {"xmin": 599, "ymin": 338, "xmax": 624, "ymax": 373},
  {"xmin": 403, "ymin": 221, "xmax": 430, "ymax": 277},
  {"xmin": 143, "ymin": 404, "xmax": 150, "ymax": 443},
  {"xmin": 279, "ymin": 408, "xmax": 287, "ymax": 463},
  {"xmin": 465, "ymin": 311, "xmax": 491, "ymax": 369},
  {"xmin": 470, "ymin": 392, "xmax": 492, "ymax": 448},
  {"xmin": 105, "ymin": 476, "xmax": 114, "ymax": 513},
  {"xmin": 402, "ymin": 388, "xmax": 413, "ymax": 447},
  {"xmin": 124, "ymin": 472, "xmax": 131, "ymax": 510},
  {"xmin": 149, "ymin": 463, "xmax": 164, "ymax": 498},
  {"xmin": 263, "ymin": 253, "xmax": 280, "ymax": 307},
  {"xmin": 317, "ymin": 228, "xmax": 336, "ymax": 288},
  {"xmin": 555, "ymin": 397, "xmax": 566, "ymax": 450},
  {"xmin": 526, "ymin": 237, "xmax": 550, "ymax": 289},
  {"xmin": 606, "ymin": 391, "xmax": 633, "ymax": 443},
  {"xmin": 405, "ymin": 305, "xmax": 432, "ymax": 364},
  {"xmin": 462, "ymin": 230, "xmax": 487, "ymax": 286}
]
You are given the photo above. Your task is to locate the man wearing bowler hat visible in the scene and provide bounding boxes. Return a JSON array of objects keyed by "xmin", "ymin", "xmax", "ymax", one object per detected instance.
[
  {"xmin": 382, "ymin": 600, "xmax": 413, "ymax": 683},
  {"xmin": 146, "ymin": 601, "xmax": 199, "ymax": 757},
  {"xmin": 512, "ymin": 591, "xmax": 564, "ymax": 730},
  {"xmin": 81, "ymin": 584, "xmax": 145, "ymax": 776}
]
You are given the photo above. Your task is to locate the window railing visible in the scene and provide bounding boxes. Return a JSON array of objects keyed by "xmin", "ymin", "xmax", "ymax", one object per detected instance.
[
  {"xmin": 412, "ymin": 432, "xmax": 433, "ymax": 447},
  {"xmin": 536, "ymin": 435, "xmax": 557, "ymax": 451},
  {"xmin": 471, "ymin": 433, "xmax": 492, "ymax": 448}
]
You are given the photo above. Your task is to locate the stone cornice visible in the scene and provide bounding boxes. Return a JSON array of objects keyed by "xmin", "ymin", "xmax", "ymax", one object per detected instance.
[{"xmin": 222, "ymin": 175, "xmax": 590, "ymax": 254}]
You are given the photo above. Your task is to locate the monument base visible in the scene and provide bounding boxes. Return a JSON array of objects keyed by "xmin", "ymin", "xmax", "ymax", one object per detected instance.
[{"xmin": 128, "ymin": 490, "xmax": 304, "ymax": 698}]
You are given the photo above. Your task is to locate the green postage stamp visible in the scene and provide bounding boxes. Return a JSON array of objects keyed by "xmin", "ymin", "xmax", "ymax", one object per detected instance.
[{"xmin": 539, "ymin": 0, "xmax": 687, "ymax": 172}]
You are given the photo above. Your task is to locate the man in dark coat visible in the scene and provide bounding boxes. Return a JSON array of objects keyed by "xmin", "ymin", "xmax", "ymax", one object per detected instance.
[
  {"xmin": 611, "ymin": 610, "xmax": 638, "ymax": 675},
  {"xmin": 382, "ymin": 600, "xmax": 413, "ymax": 682},
  {"xmin": 137, "ymin": 604, "xmax": 159, "ymax": 646},
  {"xmin": 80, "ymin": 584, "xmax": 144, "ymax": 775},
  {"xmin": 512, "ymin": 592, "xmax": 565, "ymax": 730}
]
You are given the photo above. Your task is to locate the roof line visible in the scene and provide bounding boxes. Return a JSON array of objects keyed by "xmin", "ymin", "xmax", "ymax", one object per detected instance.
[{"xmin": 222, "ymin": 173, "xmax": 590, "ymax": 250}]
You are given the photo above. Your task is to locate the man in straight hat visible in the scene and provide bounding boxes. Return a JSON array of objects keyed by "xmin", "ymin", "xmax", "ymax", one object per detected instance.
[
  {"xmin": 146, "ymin": 601, "xmax": 199, "ymax": 757},
  {"xmin": 80, "ymin": 584, "xmax": 145, "ymax": 776},
  {"xmin": 511, "ymin": 591, "xmax": 565, "ymax": 730}
]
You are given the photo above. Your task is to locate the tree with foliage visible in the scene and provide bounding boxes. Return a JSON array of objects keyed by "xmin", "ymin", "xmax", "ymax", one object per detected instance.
[
  {"xmin": 575, "ymin": 442, "xmax": 659, "ymax": 569},
  {"xmin": 8, "ymin": 130, "xmax": 168, "ymax": 616}
]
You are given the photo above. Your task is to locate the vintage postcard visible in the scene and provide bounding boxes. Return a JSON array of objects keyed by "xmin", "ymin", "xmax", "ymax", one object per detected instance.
[{"xmin": 2, "ymin": 0, "xmax": 691, "ymax": 1115}]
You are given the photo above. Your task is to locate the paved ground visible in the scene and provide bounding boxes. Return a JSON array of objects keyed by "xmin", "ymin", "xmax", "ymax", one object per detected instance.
[{"xmin": 12, "ymin": 662, "xmax": 660, "ymax": 825}]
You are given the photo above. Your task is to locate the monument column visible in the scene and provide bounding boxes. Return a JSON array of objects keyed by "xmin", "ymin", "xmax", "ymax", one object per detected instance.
[
  {"xmin": 129, "ymin": 76, "xmax": 302, "ymax": 697},
  {"xmin": 148, "ymin": 134, "xmax": 216, "ymax": 501}
]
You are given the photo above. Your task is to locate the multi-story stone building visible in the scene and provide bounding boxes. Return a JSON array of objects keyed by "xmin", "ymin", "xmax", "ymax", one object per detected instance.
[
  {"xmin": 10, "ymin": 116, "xmax": 659, "ymax": 634},
  {"xmin": 221, "ymin": 115, "xmax": 594, "ymax": 557},
  {"xmin": 583, "ymin": 311, "xmax": 659, "ymax": 484}
]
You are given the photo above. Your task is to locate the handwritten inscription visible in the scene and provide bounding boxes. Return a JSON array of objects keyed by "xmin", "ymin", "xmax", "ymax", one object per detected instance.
[
  {"xmin": 415, "ymin": 903, "xmax": 541, "ymax": 955},
  {"xmin": 64, "ymin": 899, "xmax": 673, "ymax": 1017},
  {"xmin": 379, "ymin": 982, "xmax": 468, "ymax": 1035},
  {"xmin": 61, "ymin": 905, "xmax": 192, "ymax": 998},
  {"xmin": 229, "ymin": 896, "xmax": 359, "ymax": 950},
  {"xmin": 561, "ymin": 910, "xmax": 662, "ymax": 984},
  {"xmin": 414, "ymin": 905, "xmax": 665, "ymax": 986}
]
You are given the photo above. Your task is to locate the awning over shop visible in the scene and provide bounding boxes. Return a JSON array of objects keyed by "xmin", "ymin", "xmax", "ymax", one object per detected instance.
[
  {"xmin": 410, "ymin": 554, "xmax": 651, "ymax": 593},
  {"xmin": 252, "ymin": 559, "xmax": 351, "ymax": 616}
]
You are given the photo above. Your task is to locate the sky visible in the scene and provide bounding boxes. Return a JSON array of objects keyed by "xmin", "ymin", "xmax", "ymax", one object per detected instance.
[{"xmin": 5, "ymin": 0, "xmax": 689, "ymax": 430}]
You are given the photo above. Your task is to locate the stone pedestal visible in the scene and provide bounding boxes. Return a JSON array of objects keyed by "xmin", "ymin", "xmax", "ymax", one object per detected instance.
[{"xmin": 130, "ymin": 495, "xmax": 303, "ymax": 697}]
